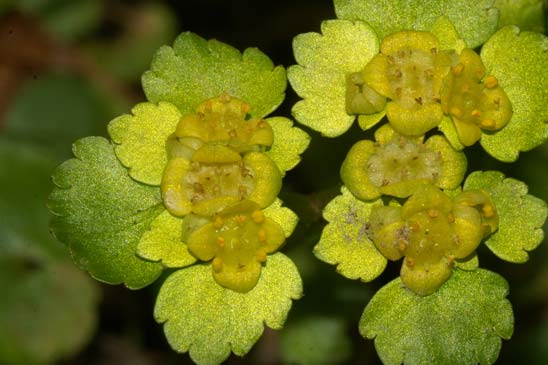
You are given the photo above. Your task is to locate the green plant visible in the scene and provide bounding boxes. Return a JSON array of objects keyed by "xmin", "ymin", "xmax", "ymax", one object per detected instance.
[
  {"xmin": 45, "ymin": 1, "xmax": 547, "ymax": 364},
  {"xmin": 289, "ymin": 0, "xmax": 547, "ymax": 364}
]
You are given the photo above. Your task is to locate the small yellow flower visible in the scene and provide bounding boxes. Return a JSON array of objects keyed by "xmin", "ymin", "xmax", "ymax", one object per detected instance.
[{"xmin": 368, "ymin": 185, "xmax": 498, "ymax": 295}]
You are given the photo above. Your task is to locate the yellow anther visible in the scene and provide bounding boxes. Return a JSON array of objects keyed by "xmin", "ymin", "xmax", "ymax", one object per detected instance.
[
  {"xmin": 256, "ymin": 251, "xmax": 267, "ymax": 263},
  {"xmin": 213, "ymin": 215, "xmax": 224, "ymax": 229},
  {"xmin": 484, "ymin": 75, "xmax": 498, "ymax": 89},
  {"xmin": 406, "ymin": 257, "xmax": 415, "ymax": 267},
  {"xmin": 217, "ymin": 236, "xmax": 225, "ymax": 247},
  {"xmin": 447, "ymin": 255, "xmax": 456, "ymax": 267},
  {"xmin": 398, "ymin": 239, "xmax": 407, "ymax": 252},
  {"xmin": 482, "ymin": 204, "xmax": 495, "ymax": 218},
  {"xmin": 212, "ymin": 257, "xmax": 223, "ymax": 273},
  {"xmin": 480, "ymin": 119, "xmax": 496, "ymax": 128},
  {"xmin": 258, "ymin": 229, "xmax": 267, "ymax": 242},
  {"xmin": 238, "ymin": 185, "xmax": 248, "ymax": 198},
  {"xmin": 251, "ymin": 210, "xmax": 265, "ymax": 223},
  {"xmin": 258, "ymin": 120, "xmax": 267, "ymax": 129},
  {"xmin": 219, "ymin": 93, "xmax": 231, "ymax": 102},
  {"xmin": 450, "ymin": 107, "xmax": 463, "ymax": 118},
  {"xmin": 447, "ymin": 213, "xmax": 455, "ymax": 223},
  {"xmin": 452, "ymin": 63, "xmax": 464, "ymax": 76},
  {"xmin": 428, "ymin": 209, "xmax": 439, "ymax": 218},
  {"xmin": 228, "ymin": 129, "xmax": 237, "ymax": 138},
  {"xmin": 193, "ymin": 182, "xmax": 204, "ymax": 194},
  {"xmin": 410, "ymin": 222, "xmax": 421, "ymax": 232},
  {"xmin": 240, "ymin": 103, "xmax": 251, "ymax": 114},
  {"xmin": 204, "ymin": 100, "xmax": 213, "ymax": 111},
  {"xmin": 471, "ymin": 109, "xmax": 481, "ymax": 118},
  {"xmin": 234, "ymin": 215, "xmax": 247, "ymax": 226}
]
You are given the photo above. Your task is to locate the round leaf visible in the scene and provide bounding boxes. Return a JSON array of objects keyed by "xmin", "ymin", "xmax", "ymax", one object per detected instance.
[
  {"xmin": 108, "ymin": 102, "xmax": 182, "ymax": 186},
  {"xmin": 265, "ymin": 117, "xmax": 310, "ymax": 175},
  {"xmin": 288, "ymin": 19, "xmax": 379, "ymax": 137},
  {"xmin": 361, "ymin": 269, "xmax": 513, "ymax": 365},
  {"xmin": 480, "ymin": 26, "xmax": 548, "ymax": 161},
  {"xmin": 48, "ymin": 137, "xmax": 163, "ymax": 289},
  {"xmin": 154, "ymin": 253, "xmax": 302, "ymax": 365},
  {"xmin": 314, "ymin": 186, "xmax": 387, "ymax": 282},
  {"xmin": 464, "ymin": 171, "xmax": 547, "ymax": 263},
  {"xmin": 142, "ymin": 32, "xmax": 286, "ymax": 118},
  {"xmin": 334, "ymin": 0, "xmax": 498, "ymax": 48}
]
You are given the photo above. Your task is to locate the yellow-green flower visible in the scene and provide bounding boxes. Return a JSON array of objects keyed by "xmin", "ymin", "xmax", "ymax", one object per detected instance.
[
  {"xmin": 368, "ymin": 184, "xmax": 498, "ymax": 295},
  {"xmin": 340, "ymin": 124, "xmax": 466, "ymax": 200},
  {"xmin": 184, "ymin": 200, "xmax": 286, "ymax": 292},
  {"xmin": 48, "ymin": 32, "xmax": 310, "ymax": 365}
]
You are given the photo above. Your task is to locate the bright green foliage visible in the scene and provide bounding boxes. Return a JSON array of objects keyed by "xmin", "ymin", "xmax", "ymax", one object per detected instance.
[
  {"xmin": 314, "ymin": 187, "xmax": 387, "ymax": 282},
  {"xmin": 49, "ymin": 137, "xmax": 163, "ymax": 289},
  {"xmin": 142, "ymin": 32, "xmax": 286, "ymax": 118},
  {"xmin": 464, "ymin": 171, "xmax": 547, "ymax": 263},
  {"xmin": 108, "ymin": 102, "xmax": 182, "ymax": 185},
  {"xmin": 262, "ymin": 198, "xmax": 299, "ymax": 239},
  {"xmin": 155, "ymin": 253, "xmax": 302, "ymax": 365},
  {"xmin": 334, "ymin": 0, "xmax": 499, "ymax": 48},
  {"xmin": 288, "ymin": 19, "xmax": 380, "ymax": 136},
  {"xmin": 361, "ymin": 269, "xmax": 513, "ymax": 365},
  {"xmin": 136, "ymin": 210, "xmax": 196, "ymax": 268},
  {"xmin": 495, "ymin": 0, "xmax": 545, "ymax": 33},
  {"xmin": 0, "ymin": 140, "xmax": 99, "ymax": 364},
  {"xmin": 265, "ymin": 117, "xmax": 311, "ymax": 175},
  {"xmin": 429, "ymin": 16, "xmax": 466, "ymax": 51},
  {"xmin": 480, "ymin": 26, "xmax": 548, "ymax": 161},
  {"xmin": 280, "ymin": 316, "xmax": 352, "ymax": 365}
]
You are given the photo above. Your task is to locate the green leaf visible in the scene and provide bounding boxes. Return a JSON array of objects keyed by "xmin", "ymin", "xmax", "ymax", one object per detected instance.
[
  {"xmin": 4, "ymin": 73, "xmax": 111, "ymax": 159},
  {"xmin": 263, "ymin": 199, "xmax": 299, "ymax": 238},
  {"xmin": 48, "ymin": 137, "xmax": 163, "ymax": 289},
  {"xmin": 430, "ymin": 16, "xmax": 467, "ymax": 51},
  {"xmin": 314, "ymin": 186, "xmax": 387, "ymax": 282},
  {"xmin": 280, "ymin": 316, "xmax": 352, "ymax": 365},
  {"xmin": 494, "ymin": 0, "xmax": 545, "ymax": 33},
  {"xmin": 265, "ymin": 117, "xmax": 310, "ymax": 175},
  {"xmin": 154, "ymin": 253, "xmax": 302, "ymax": 365},
  {"xmin": 438, "ymin": 116, "xmax": 465, "ymax": 151},
  {"xmin": 142, "ymin": 32, "xmax": 286, "ymax": 118},
  {"xmin": 334, "ymin": 0, "xmax": 498, "ymax": 48},
  {"xmin": 288, "ymin": 19, "xmax": 379, "ymax": 137},
  {"xmin": 361, "ymin": 269, "xmax": 513, "ymax": 365},
  {"xmin": 0, "ymin": 139, "xmax": 99, "ymax": 364},
  {"xmin": 480, "ymin": 26, "xmax": 548, "ymax": 161},
  {"xmin": 108, "ymin": 102, "xmax": 181, "ymax": 186},
  {"xmin": 136, "ymin": 210, "xmax": 196, "ymax": 268},
  {"xmin": 0, "ymin": 259, "xmax": 99, "ymax": 364},
  {"xmin": 464, "ymin": 171, "xmax": 547, "ymax": 263}
]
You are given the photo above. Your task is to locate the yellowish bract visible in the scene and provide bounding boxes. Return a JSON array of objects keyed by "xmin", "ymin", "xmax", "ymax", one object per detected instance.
[
  {"xmin": 341, "ymin": 125, "xmax": 466, "ymax": 200},
  {"xmin": 185, "ymin": 200, "xmax": 286, "ymax": 292},
  {"xmin": 440, "ymin": 48, "xmax": 512, "ymax": 146},
  {"xmin": 369, "ymin": 185, "xmax": 498, "ymax": 295},
  {"xmin": 358, "ymin": 31, "xmax": 452, "ymax": 136}
]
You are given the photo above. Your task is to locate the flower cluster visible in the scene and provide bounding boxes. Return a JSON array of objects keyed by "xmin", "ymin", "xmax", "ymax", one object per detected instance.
[
  {"xmin": 49, "ymin": 33, "xmax": 309, "ymax": 364},
  {"xmin": 289, "ymin": 0, "xmax": 547, "ymax": 363}
]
